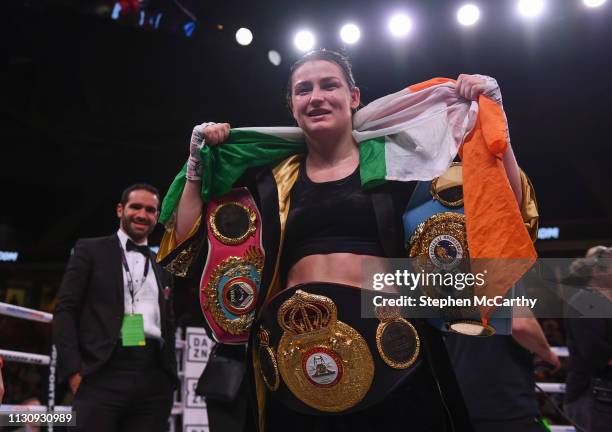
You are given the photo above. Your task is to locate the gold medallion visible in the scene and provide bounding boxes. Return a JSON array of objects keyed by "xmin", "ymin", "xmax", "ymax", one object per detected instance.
[
  {"xmin": 202, "ymin": 246, "xmax": 264, "ymax": 335},
  {"xmin": 407, "ymin": 213, "xmax": 485, "ymax": 329},
  {"xmin": 209, "ymin": 201, "xmax": 257, "ymax": 245},
  {"xmin": 430, "ymin": 162, "xmax": 464, "ymax": 208},
  {"xmin": 448, "ymin": 320, "xmax": 495, "ymax": 337},
  {"xmin": 276, "ymin": 290, "xmax": 374, "ymax": 413},
  {"xmin": 257, "ymin": 328, "xmax": 280, "ymax": 391},
  {"xmin": 375, "ymin": 306, "xmax": 420, "ymax": 369},
  {"xmin": 408, "ymin": 212, "xmax": 468, "ymax": 270}
]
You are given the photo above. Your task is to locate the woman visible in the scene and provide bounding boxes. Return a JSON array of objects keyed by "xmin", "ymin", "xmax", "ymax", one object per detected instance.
[{"xmin": 160, "ymin": 49, "xmax": 526, "ymax": 431}]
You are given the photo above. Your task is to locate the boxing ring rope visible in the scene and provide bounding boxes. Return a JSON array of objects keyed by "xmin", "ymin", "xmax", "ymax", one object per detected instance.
[
  {"xmin": 0, "ymin": 301, "xmax": 185, "ymax": 431},
  {"xmin": 0, "ymin": 301, "xmax": 575, "ymax": 431},
  {"xmin": 0, "ymin": 404, "xmax": 71, "ymax": 413},
  {"xmin": 0, "ymin": 302, "xmax": 53, "ymax": 323},
  {"xmin": 0, "ymin": 349, "xmax": 50, "ymax": 366},
  {"xmin": 551, "ymin": 346, "xmax": 569, "ymax": 357}
]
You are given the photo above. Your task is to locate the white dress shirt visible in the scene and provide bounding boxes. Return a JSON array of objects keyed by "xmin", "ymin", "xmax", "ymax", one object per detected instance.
[{"xmin": 117, "ymin": 229, "xmax": 162, "ymax": 340}]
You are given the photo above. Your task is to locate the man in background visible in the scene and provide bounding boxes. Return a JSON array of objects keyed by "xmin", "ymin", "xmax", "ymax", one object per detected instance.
[
  {"xmin": 446, "ymin": 307, "xmax": 560, "ymax": 432},
  {"xmin": 564, "ymin": 246, "xmax": 612, "ymax": 432},
  {"xmin": 53, "ymin": 183, "xmax": 176, "ymax": 432}
]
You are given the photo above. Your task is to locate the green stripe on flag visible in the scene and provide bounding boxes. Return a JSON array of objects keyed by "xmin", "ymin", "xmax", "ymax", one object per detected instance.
[
  {"xmin": 159, "ymin": 162, "xmax": 188, "ymax": 224},
  {"xmin": 359, "ymin": 136, "xmax": 387, "ymax": 189},
  {"xmin": 159, "ymin": 129, "xmax": 305, "ymax": 224}
]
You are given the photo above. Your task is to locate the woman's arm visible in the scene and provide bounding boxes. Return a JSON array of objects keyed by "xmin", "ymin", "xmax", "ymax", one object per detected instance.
[
  {"xmin": 176, "ymin": 180, "xmax": 204, "ymax": 243},
  {"xmin": 175, "ymin": 122, "xmax": 230, "ymax": 243},
  {"xmin": 456, "ymin": 74, "xmax": 522, "ymax": 204}
]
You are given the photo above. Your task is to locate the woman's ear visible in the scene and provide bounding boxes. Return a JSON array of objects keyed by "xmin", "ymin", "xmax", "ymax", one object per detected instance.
[{"xmin": 350, "ymin": 87, "xmax": 361, "ymax": 111}]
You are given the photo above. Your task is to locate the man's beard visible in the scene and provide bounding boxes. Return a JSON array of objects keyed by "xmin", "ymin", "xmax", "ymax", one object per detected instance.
[{"xmin": 121, "ymin": 214, "xmax": 153, "ymax": 242}]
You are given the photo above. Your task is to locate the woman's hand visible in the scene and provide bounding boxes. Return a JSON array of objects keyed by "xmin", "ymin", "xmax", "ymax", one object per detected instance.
[
  {"xmin": 455, "ymin": 74, "xmax": 488, "ymax": 101},
  {"xmin": 187, "ymin": 122, "xmax": 231, "ymax": 181},
  {"xmin": 456, "ymin": 74, "xmax": 503, "ymax": 105},
  {"xmin": 197, "ymin": 122, "xmax": 231, "ymax": 147}
]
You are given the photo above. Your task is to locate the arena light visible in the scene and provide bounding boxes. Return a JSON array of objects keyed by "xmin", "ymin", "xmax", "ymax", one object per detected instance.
[
  {"xmin": 388, "ymin": 13, "xmax": 413, "ymax": 37},
  {"xmin": 111, "ymin": 2, "xmax": 121, "ymax": 20},
  {"xmin": 518, "ymin": 0, "xmax": 545, "ymax": 18},
  {"xmin": 294, "ymin": 30, "xmax": 316, "ymax": 52},
  {"xmin": 183, "ymin": 22, "xmax": 196, "ymax": 38},
  {"xmin": 583, "ymin": 0, "xmax": 606, "ymax": 7},
  {"xmin": 268, "ymin": 50, "xmax": 282, "ymax": 66},
  {"xmin": 457, "ymin": 4, "xmax": 481, "ymax": 26},
  {"xmin": 340, "ymin": 23, "xmax": 361, "ymax": 44},
  {"xmin": 0, "ymin": 251, "xmax": 19, "ymax": 262},
  {"xmin": 235, "ymin": 27, "xmax": 253, "ymax": 46},
  {"xmin": 537, "ymin": 227, "xmax": 560, "ymax": 240}
]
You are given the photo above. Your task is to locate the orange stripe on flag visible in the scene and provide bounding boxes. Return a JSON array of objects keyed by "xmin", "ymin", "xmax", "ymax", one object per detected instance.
[
  {"xmin": 408, "ymin": 78, "xmax": 537, "ymax": 318},
  {"xmin": 462, "ymin": 95, "xmax": 537, "ymax": 318},
  {"xmin": 408, "ymin": 77, "xmax": 454, "ymax": 92}
]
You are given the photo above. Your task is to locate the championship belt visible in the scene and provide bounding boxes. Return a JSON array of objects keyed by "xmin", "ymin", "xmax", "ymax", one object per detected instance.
[
  {"xmin": 255, "ymin": 283, "xmax": 422, "ymax": 415},
  {"xmin": 403, "ymin": 163, "xmax": 496, "ymax": 336},
  {"xmin": 200, "ymin": 188, "xmax": 264, "ymax": 344}
]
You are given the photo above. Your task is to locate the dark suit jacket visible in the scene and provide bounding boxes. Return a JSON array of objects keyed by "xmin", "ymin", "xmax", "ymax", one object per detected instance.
[{"xmin": 53, "ymin": 234, "xmax": 176, "ymax": 385}]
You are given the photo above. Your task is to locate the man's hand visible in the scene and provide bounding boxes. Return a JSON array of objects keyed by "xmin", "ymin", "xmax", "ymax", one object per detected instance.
[
  {"xmin": 538, "ymin": 350, "xmax": 562, "ymax": 374},
  {"xmin": 69, "ymin": 372, "xmax": 82, "ymax": 395}
]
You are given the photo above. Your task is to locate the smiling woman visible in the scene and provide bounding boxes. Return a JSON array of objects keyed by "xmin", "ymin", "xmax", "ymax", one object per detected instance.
[{"xmin": 156, "ymin": 49, "xmax": 523, "ymax": 432}]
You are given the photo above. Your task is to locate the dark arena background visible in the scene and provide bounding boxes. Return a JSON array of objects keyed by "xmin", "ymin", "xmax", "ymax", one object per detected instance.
[{"xmin": 2, "ymin": 0, "xmax": 612, "ymax": 431}]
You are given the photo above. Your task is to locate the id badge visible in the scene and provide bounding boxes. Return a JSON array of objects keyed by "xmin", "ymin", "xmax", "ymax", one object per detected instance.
[{"xmin": 121, "ymin": 314, "xmax": 146, "ymax": 347}]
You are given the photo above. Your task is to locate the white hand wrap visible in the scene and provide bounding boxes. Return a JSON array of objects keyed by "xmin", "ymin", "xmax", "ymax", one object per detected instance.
[
  {"xmin": 474, "ymin": 74, "xmax": 503, "ymax": 106},
  {"xmin": 186, "ymin": 122, "xmax": 216, "ymax": 181}
]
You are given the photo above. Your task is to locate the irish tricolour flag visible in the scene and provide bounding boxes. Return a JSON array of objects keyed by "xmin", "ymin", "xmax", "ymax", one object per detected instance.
[{"xmin": 160, "ymin": 80, "xmax": 478, "ymax": 225}]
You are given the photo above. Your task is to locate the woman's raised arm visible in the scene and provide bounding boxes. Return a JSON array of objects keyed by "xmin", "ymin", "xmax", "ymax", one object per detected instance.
[{"xmin": 175, "ymin": 122, "xmax": 230, "ymax": 243}]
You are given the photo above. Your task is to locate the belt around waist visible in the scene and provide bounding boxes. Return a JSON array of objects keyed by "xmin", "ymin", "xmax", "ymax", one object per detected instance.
[{"xmin": 254, "ymin": 282, "xmax": 423, "ymax": 415}]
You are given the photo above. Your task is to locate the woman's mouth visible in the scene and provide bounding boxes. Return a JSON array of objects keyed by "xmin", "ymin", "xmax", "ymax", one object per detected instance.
[{"xmin": 308, "ymin": 109, "xmax": 331, "ymax": 117}]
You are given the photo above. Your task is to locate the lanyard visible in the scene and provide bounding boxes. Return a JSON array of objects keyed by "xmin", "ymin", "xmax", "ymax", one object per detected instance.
[{"xmin": 118, "ymin": 240, "xmax": 150, "ymax": 314}]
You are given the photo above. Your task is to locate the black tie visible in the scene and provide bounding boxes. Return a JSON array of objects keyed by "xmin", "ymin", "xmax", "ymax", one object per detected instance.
[{"xmin": 126, "ymin": 239, "xmax": 150, "ymax": 257}]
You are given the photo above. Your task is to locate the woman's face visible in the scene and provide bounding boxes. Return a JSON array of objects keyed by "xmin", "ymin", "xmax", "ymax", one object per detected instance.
[{"xmin": 290, "ymin": 60, "xmax": 360, "ymax": 139}]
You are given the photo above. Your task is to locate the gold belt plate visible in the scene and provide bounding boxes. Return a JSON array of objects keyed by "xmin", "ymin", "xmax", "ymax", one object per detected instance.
[{"xmin": 276, "ymin": 290, "xmax": 374, "ymax": 413}]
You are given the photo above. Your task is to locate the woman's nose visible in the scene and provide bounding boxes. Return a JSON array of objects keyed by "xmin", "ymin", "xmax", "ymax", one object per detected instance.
[{"xmin": 310, "ymin": 86, "xmax": 324, "ymax": 104}]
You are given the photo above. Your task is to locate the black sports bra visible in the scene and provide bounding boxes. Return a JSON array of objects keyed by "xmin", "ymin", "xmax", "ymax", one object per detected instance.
[{"xmin": 281, "ymin": 162, "xmax": 384, "ymax": 283}]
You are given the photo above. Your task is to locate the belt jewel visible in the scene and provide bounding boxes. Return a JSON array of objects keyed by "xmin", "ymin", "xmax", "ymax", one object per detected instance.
[
  {"xmin": 200, "ymin": 188, "xmax": 264, "ymax": 344},
  {"xmin": 276, "ymin": 290, "xmax": 374, "ymax": 413},
  {"xmin": 375, "ymin": 306, "xmax": 420, "ymax": 369}
]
